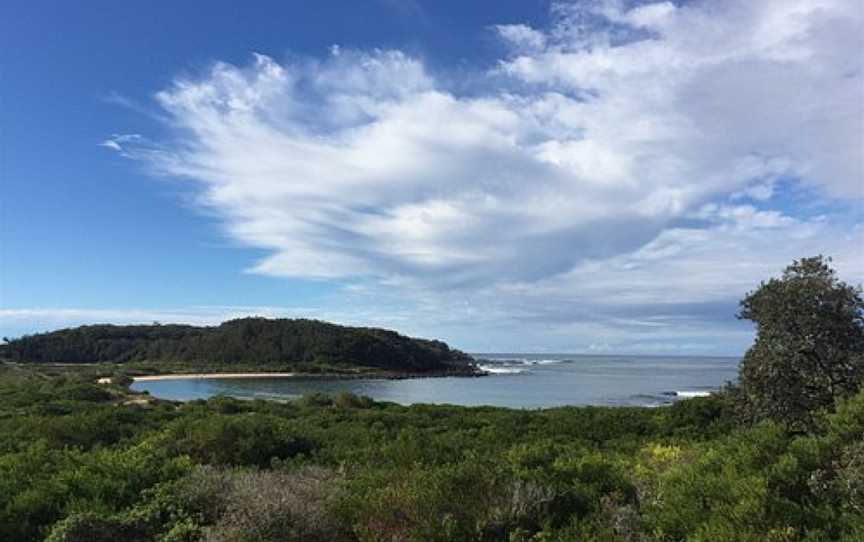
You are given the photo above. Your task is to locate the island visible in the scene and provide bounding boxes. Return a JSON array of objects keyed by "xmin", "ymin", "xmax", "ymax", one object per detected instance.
[{"xmin": 0, "ymin": 317, "xmax": 483, "ymax": 378}]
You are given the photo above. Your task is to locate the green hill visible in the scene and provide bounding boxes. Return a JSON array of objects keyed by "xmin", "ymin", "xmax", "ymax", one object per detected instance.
[{"xmin": 0, "ymin": 318, "xmax": 478, "ymax": 374}]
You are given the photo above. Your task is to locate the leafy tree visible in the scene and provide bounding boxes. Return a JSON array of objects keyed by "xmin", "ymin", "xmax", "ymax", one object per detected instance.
[{"xmin": 737, "ymin": 256, "xmax": 864, "ymax": 428}]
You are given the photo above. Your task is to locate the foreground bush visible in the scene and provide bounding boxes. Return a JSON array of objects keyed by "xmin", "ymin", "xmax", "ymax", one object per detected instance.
[
  {"xmin": 48, "ymin": 465, "xmax": 350, "ymax": 542},
  {"xmin": 157, "ymin": 414, "xmax": 317, "ymax": 468},
  {"xmin": 3, "ymin": 367, "xmax": 864, "ymax": 541}
]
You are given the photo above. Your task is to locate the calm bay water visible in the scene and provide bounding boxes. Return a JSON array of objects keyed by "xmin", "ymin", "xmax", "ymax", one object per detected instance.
[{"xmin": 131, "ymin": 354, "xmax": 740, "ymax": 408}]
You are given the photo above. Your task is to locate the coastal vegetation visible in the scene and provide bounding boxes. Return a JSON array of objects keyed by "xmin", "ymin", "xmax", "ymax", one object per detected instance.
[
  {"xmin": 735, "ymin": 256, "xmax": 864, "ymax": 429},
  {"xmin": 0, "ymin": 318, "xmax": 477, "ymax": 375},
  {"xmin": 0, "ymin": 256, "xmax": 861, "ymax": 541},
  {"xmin": 1, "ymin": 367, "xmax": 861, "ymax": 542}
]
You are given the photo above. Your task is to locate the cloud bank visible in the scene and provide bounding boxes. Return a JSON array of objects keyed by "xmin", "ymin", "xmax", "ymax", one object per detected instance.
[{"xmin": 95, "ymin": 0, "xmax": 863, "ymax": 353}]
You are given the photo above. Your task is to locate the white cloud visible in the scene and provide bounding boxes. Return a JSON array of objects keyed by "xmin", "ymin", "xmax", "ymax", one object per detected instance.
[
  {"xmin": 98, "ymin": 140, "xmax": 122, "ymax": 151},
  {"xmin": 494, "ymin": 24, "xmax": 547, "ymax": 51},
  {"xmin": 508, "ymin": 210, "xmax": 863, "ymax": 308},
  {"xmin": 95, "ymin": 0, "xmax": 863, "ymax": 353},
  {"xmin": 99, "ymin": 133, "xmax": 143, "ymax": 153}
]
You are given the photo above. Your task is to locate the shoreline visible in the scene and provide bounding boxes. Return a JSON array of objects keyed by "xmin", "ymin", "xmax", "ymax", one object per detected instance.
[
  {"xmin": 131, "ymin": 368, "xmax": 486, "ymax": 382},
  {"xmin": 132, "ymin": 372, "xmax": 299, "ymax": 382}
]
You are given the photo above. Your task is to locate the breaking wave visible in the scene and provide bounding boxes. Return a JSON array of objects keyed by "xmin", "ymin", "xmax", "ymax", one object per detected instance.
[
  {"xmin": 481, "ymin": 357, "xmax": 573, "ymax": 366},
  {"xmin": 477, "ymin": 364, "xmax": 529, "ymax": 375},
  {"xmin": 663, "ymin": 390, "xmax": 713, "ymax": 398}
]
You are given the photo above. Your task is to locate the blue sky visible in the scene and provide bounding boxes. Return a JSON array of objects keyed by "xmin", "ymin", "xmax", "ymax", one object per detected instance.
[{"xmin": 2, "ymin": 0, "xmax": 862, "ymax": 354}]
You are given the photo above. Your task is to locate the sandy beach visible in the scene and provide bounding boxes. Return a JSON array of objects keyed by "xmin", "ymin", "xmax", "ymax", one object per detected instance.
[{"xmin": 132, "ymin": 372, "xmax": 297, "ymax": 382}]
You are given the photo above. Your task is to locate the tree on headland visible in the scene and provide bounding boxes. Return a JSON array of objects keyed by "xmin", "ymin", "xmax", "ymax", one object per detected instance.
[
  {"xmin": 0, "ymin": 318, "xmax": 476, "ymax": 374},
  {"xmin": 736, "ymin": 256, "xmax": 864, "ymax": 429}
]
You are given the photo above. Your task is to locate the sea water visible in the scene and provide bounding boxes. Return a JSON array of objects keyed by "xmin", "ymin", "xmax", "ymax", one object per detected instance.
[{"xmin": 131, "ymin": 354, "xmax": 739, "ymax": 408}]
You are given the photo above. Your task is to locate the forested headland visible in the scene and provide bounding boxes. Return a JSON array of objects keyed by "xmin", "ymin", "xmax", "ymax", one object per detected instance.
[
  {"xmin": 0, "ymin": 256, "xmax": 862, "ymax": 541},
  {"xmin": 0, "ymin": 318, "xmax": 478, "ymax": 376}
]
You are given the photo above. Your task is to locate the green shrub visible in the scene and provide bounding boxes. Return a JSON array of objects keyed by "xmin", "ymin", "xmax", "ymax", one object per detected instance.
[
  {"xmin": 297, "ymin": 392, "xmax": 334, "ymax": 408},
  {"xmin": 136, "ymin": 465, "xmax": 349, "ymax": 542},
  {"xmin": 665, "ymin": 393, "xmax": 734, "ymax": 438},
  {"xmin": 207, "ymin": 466, "xmax": 349, "ymax": 542},
  {"xmin": 45, "ymin": 512, "xmax": 150, "ymax": 542},
  {"xmin": 160, "ymin": 414, "xmax": 317, "ymax": 467},
  {"xmin": 345, "ymin": 459, "xmax": 506, "ymax": 542},
  {"xmin": 334, "ymin": 392, "xmax": 374, "ymax": 409}
]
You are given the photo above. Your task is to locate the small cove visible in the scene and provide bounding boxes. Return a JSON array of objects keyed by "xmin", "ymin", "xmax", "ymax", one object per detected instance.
[{"xmin": 131, "ymin": 354, "xmax": 739, "ymax": 408}]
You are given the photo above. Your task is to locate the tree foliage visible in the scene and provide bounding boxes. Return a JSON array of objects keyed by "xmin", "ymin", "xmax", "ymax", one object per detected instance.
[
  {"xmin": 0, "ymin": 318, "xmax": 475, "ymax": 374},
  {"xmin": 737, "ymin": 256, "xmax": 864, "ymax": 428}
]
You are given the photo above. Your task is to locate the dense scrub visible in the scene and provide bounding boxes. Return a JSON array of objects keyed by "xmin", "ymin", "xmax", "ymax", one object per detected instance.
[
  {"xmin": 1, "ymin": 367, "xmax": 861, "ymax": 541},
  {"xmin": 0, "ymin": 318, "xmax": 475, "ymax": 373}
]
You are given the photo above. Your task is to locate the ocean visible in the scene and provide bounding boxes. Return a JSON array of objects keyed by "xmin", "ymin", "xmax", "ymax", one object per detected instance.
[{"xmin": 130, "ymin": 353, "xmax": 739, "ymax": 408}]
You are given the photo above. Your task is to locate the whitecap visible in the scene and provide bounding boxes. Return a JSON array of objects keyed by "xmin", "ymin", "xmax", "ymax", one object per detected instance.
[
  {"xmin": 478, "ymin": 364, "xmax": 528, "ymax": 375},
  {"xmin": 673, "ymin": 390, "xmax": 712, "ymax": 398},
  {"xmin": 488, "ymin": 358, "xmax": 570, "ymax": 365},
  {"xmin": 532, "ymin": 358, "xmax": 572, "ymax": 365}
]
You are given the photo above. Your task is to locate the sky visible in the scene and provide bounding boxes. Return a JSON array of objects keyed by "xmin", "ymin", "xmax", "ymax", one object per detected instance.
[{"xmin": 1, "ymin": 0, "xmax": 862, "ymax": 355}]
